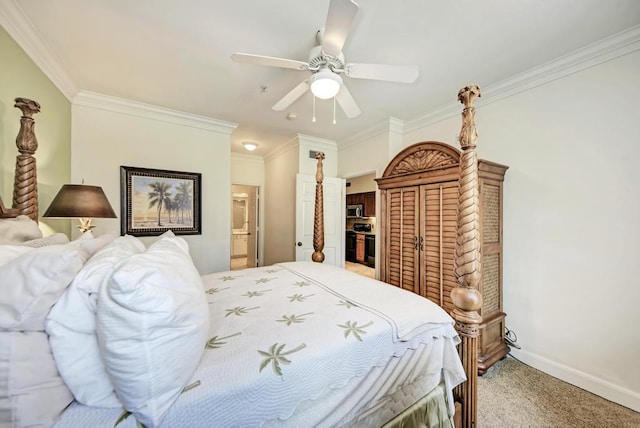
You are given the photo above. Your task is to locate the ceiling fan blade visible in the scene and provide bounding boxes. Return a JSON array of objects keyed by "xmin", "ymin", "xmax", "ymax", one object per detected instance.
[
  {"xmin": 345, "ymin": 63, "xmax": 419, "ymax": 83},
  {"xmin": 272, "ymin": 80, "xmax": 310, "ymax": 111},
  {"xmin": 335, "ymin": 85, "xmax": 361, "ymax": 118},
  {"xmin": 322, "ymin": 0, "xmax": 359, "ymax": 58},
  {"xmin": 231, "ymin": 53, "xmax": 308, "ymax": 71}
]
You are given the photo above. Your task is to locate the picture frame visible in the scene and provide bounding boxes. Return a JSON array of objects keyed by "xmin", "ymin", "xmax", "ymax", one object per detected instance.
[{"xmin": 120, "ymin": 166, "xmax": 202, "ymax": 237}]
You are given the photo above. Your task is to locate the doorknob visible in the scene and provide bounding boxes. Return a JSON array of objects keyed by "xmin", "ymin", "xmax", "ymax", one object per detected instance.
[{"xmin": 297, "ymin": 242, "xmax": 303, "ymax": 246}]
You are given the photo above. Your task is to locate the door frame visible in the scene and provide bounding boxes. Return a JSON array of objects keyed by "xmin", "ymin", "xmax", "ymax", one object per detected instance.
[{"xmin": 231, "ymin": 184, "xmax": 261, "ymax": 268}]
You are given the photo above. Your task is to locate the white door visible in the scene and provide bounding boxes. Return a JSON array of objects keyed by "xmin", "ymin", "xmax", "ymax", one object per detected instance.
[{"xmin": 295, "ymin": 174, "xmax": 345, "ymax": 267}]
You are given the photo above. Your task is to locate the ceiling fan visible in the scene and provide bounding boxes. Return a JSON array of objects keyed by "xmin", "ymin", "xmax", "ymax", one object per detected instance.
[{"xmin": 231, "ymin": 0, "xmax": 419, "ymax": 119}]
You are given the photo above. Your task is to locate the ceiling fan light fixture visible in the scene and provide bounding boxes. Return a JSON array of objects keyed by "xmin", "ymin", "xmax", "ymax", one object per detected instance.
[
  {"xmin": 242, "ymin": 142, "xmax": 258, "ymax": 151},
  {"xmin": 309, "ymin": 68, "xmax": 343, "ymax": 100}
]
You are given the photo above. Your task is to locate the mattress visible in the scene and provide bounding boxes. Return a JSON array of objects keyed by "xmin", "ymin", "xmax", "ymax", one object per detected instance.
[{"xmin": 54, "ymin": 262, "xmax": 465, "ymax": 427}]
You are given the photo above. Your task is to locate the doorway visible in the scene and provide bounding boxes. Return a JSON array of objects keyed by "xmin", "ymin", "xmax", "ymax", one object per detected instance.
[
  {"xmin": 231, "ymin": 184, "xmax": 259, "ymax": 270},
  {"xmin": 344, "ymin": 172, "xmax": 377, "ymax": 278}
]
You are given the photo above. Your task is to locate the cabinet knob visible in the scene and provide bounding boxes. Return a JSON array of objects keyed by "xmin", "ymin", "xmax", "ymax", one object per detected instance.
[{"xmin": 297, "ymin": 242, "xmax": 302, "ymax": 247}]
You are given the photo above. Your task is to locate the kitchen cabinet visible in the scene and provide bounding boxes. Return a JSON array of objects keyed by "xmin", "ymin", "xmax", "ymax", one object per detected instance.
[
  {"xmin": 346, "ymin": 191, "xmax": 376, "ymax": 217},
  {"xmin": 356, "ymin": 234, "xmax": 365, "ymax": 263},
  {"xmin": 346, "ymin": 193, "xmax": 364, "ymax": 206},
  {"xmin": 363, "ymin": 192, "xmax": 376, "ymax": 217}
]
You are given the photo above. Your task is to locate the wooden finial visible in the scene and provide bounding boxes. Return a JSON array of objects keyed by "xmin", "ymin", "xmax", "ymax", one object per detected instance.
[
  {"xmin": 457, "ymin": 85, "xmax": 480, "ymax": 150},
  {"xmin": 14, "ymin": 98, "xmax": 41, "ymax": 154}
]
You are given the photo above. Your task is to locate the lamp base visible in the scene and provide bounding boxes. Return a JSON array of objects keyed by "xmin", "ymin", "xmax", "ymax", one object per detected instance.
[{"xmin": 77, "ymin": 218, "xmax": 96, "ymax": 233}]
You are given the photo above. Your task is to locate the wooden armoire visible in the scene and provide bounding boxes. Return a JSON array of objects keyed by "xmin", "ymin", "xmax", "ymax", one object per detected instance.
[{"xmin": 375, "ymin": 141, "xmax": 509, "ymax": 374}]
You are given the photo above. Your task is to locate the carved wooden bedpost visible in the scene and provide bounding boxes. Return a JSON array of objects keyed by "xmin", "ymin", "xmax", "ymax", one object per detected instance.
[
  {"xmin": 451, "ymin": 85, "xmax": 482, "ymax": 428},
  {"xmin": 12, "ymin": 98, "xmax": 41, "ymax": 221},
  {"xmin": 312, "ymin": 152, "xmax": 325, "ymax": 263}
]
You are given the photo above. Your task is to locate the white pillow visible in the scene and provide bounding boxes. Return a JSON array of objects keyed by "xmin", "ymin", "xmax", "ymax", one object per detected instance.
[
  {"xmin": 69, "ymin": 231, "xmax": 117, "ymax": 257},
  {"xmin": 0, "ymin": 244, "xmax": 88, "ymax": 331},
  {"xmin": 21, "ymin": 232, "xmax": 69, "ymax": 248},
  {"xmin": 46, "ymin": 235, "xmax": 145, "ymax": 408},
  {"xmin": 0, "ymin": 331, "xmax": 74, "ymax": 427},
  {"xmin": 97, "ymin": 234, "xmax": 209, "ymax": 427},
  {"xmin": 0, "ymin": 245, "xmax": 33, "ymax": 267},
  {"xmin": 0, "ymin": 215, "xmax": 42, "ymax": 244}
]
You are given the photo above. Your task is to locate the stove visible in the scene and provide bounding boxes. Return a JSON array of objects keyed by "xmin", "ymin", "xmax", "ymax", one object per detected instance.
[{"xmin": 353, "ymin": 223, "xmax": 372, "ymax": 232}]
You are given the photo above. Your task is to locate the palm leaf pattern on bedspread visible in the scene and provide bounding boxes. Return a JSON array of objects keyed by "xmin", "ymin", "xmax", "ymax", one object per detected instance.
[{"xmin": 258, "ymin": 343, "xmax": 307, "ymax": 376}]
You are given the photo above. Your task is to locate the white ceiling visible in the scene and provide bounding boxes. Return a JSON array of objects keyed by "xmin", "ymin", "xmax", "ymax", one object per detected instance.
[{"xmin": 5, "ymin": 0, "xmax": 640, "ymax": 156}]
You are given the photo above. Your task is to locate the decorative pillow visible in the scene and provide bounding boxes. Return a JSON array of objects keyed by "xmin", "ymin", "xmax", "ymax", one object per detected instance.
[
  {"xmin": 97, "ymin": 234, "xmax": 209, "ymax": 427},
  {"xmin": 0, "ymin": 244, "xmax": 88, "ymax": 331},
  {"xmin": 0, "ymin": 331, "xmax": 73, "ymax": 427},
  {"xmin": 46, "ymin": 235, "xmax": 145, "ymax": 407},
  {"xmin": 0, "ymin": 215, "xmax": 42, "ymax": 244}
]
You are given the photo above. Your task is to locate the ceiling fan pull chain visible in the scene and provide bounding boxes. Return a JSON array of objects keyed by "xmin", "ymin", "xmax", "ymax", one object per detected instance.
[
  {"xmin": 333, "ymin": 96, "xmax": 337, "ymax": 124},
  {"xmin": 312, "ymin": 95, "xmax": 317, "ymax": 122}
]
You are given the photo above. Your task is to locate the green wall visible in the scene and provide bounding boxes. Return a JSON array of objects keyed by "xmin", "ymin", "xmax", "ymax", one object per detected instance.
[{"xmin": 0, "ymin": 25, "xmax": 71, "ymax": 235}]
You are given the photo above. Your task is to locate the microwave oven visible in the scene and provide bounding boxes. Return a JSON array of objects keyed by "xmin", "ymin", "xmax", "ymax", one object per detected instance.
[{"xmin": 346, "ymin": 204, "xmax": 363, "ymax": 218}]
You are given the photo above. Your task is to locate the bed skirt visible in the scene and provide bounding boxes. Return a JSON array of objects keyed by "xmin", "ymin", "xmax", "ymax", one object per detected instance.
[{"xmin": 382, "ymin": 382, "xmax": 454, "ymax": 428}]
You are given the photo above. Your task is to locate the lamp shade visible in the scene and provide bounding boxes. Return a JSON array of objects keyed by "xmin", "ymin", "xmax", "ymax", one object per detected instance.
[
  {"xmin": 309, "ymin": 68, "xmax": 343, "ymax": 100},
  {"xmin": 44, "ymin": 184, "xmax": 116, "ymax": 219}
]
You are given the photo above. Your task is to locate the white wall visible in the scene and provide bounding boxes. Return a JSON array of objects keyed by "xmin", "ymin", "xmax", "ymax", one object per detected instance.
[
  {"xmin": 264, "ymin": 140, "xmax": 299, "ymax": 265},
  {"xmin": 346, "ymin": 173, "xmax": 376, "ymax": 194},
  {"xmin": 402, "ymin": 50, "xmax": 640, "ymax": 410},
  {"xmin": 231, "ymin": 152, "xmax": 265, "ymax": 266},
  {"xmin": 71, "ymin": 91, "xmax": 237, "ymax": 274}
]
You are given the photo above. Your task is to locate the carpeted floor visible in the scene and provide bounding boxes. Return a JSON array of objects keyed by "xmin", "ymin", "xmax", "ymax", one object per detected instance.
[{"xmin": 478, "ymin": 356, "xmax": 640, "ymax": 427}]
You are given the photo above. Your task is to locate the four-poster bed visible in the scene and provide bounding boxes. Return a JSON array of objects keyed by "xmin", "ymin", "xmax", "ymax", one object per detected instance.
[{"xmin": 0, "ymin": 87, "xmax": 484, "ymax": 427}]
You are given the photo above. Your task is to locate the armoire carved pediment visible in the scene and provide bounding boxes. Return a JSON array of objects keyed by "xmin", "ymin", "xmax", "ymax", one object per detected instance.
[
  {"xmin": 377, "ymin": 141, "xmax": 462, "ymax": 190},
  {"xmin": 383, "ymin": 141, "xmax": 460, "ymax": 177}
]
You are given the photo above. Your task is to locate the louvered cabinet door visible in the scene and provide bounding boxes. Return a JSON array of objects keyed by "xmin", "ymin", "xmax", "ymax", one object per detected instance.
[
  {"xmin": 384, "ymin": 187, "xmax": 420, "ymax": 295},
  {"xmin": 419, "ymin": 182, "xmax": 459, "ymax": 310}
]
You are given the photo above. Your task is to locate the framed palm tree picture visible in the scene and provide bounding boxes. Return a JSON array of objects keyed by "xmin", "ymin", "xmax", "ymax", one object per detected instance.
[{"xmin": 120, "ymin": 166, "xmax": 201, "ymax": 236}]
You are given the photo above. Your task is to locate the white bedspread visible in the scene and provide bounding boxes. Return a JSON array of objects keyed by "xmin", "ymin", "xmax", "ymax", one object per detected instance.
[{"xmin": 54, "ymin": 262, "xmax": 466, "ymax": 427}]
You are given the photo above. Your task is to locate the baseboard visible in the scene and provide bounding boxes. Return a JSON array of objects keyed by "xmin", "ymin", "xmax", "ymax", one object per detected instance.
[{"xmin": 509, "ymin": 348, "xmax": 640, "ymax": 412}]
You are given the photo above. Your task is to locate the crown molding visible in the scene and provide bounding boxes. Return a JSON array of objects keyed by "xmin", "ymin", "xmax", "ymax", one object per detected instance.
[
  {"xmin": 339, "ymin": 120, "xmax": 388, "ymax": 150},
  {"xmin": 296, "ymin": 133, "xmax": 338, "ymax": 152},
  {"xmin": 73, "ymin": 91, "xmax": 238, "ymax": 133},
  {"xmin": 0, "ymin": 0, "xmax": 78, "ymax": 100},
  {"xmin": 388, "ymin": 117, "xmax": 404, "ymax": 135},
  {"xmin": 264, "ymin": 135, "xmax": 299, "ymax": 163},
  {"xmin": 231, "ymin": 152, "xmax": 264, "ymax": 163},
  {"xmin": 404, "ymin": 24, "xmax": 640, "ymax": 134},
  {"xmin": 264, "ymin": 133, "xmax": 338, "ymax": 162}
]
